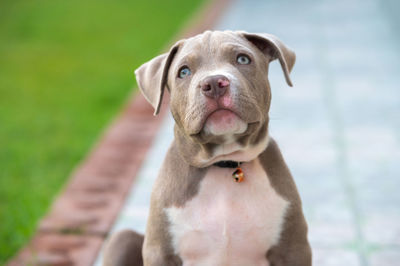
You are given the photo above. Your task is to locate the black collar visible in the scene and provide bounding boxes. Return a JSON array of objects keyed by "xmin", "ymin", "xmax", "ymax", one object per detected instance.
[{"xmin": 213, "ymin": 160, "xmax": 241, "ymax": 168}]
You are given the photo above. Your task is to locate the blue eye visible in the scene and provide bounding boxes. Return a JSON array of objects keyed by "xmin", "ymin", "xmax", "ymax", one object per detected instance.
[
  {"xmin": 178, "ymin": 66, "xmax": 191, "ymax": 78},
  {"xmin": 237, "ymin": 54, "xmax": 251, "ymax": 65}
]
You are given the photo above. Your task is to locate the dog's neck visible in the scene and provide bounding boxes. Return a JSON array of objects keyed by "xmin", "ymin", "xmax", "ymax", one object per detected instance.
[{"xmin": 174, "ymin": 124, "xmax": 271, "ymax": 168}]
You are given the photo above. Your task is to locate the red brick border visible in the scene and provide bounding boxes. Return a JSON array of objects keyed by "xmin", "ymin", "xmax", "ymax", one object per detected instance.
[{"xmin": 7, "ymin": 0, "xmax": 230, "ymax": 265}]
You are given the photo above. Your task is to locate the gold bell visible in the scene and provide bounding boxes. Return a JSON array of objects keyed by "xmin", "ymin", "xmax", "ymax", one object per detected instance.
[{"xmin": 232, "ymin": 168, "xmax": 244, "ymax": 183}]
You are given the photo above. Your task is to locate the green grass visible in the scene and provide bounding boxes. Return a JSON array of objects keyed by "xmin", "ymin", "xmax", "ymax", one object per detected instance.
[{"xmin": 0, "ymin": 0, "xmax": 204, "ymax": 263}]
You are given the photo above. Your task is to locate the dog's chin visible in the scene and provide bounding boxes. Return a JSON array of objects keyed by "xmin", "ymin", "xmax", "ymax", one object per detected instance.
[{"xmin": 202, "ymin": 110, "xmax": 248, "ymax": 138}]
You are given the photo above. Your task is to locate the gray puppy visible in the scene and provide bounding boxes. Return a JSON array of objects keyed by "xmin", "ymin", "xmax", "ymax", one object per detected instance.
[{"xmin": 103, "ymin": 30, "xmax": 312, "ymax": 266}]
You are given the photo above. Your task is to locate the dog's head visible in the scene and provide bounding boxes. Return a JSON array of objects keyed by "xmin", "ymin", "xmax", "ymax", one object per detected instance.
[{"xmin": 135, "ymin": 31, "xmax": 295, "ymax": 167}]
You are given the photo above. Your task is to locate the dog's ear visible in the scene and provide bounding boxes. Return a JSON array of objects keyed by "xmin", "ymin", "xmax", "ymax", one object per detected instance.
[
  {"xmin": 134, "ymin": 41, "xmax": 182, "ymax": 115},
  {"xmin": 241, "ymin": 32, "xmax": 296, "ymax": 87}
]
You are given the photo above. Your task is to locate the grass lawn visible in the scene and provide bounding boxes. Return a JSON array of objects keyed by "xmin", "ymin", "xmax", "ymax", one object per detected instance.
[{"xmin": 0, "ymin": 0, "xmax": 204, "ymax": 263}]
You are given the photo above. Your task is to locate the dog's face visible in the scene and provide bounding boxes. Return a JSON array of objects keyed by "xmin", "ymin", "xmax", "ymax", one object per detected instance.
[
  {"xmin": 136, "ymin": 31, "xmax": 295, "ymax": 166},
  {"xmin": 168, "ymin": 32, "xmax": 270, "ymax": 143}
]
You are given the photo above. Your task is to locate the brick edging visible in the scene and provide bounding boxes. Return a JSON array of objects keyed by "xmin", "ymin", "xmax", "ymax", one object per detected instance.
[{"xmin": 7, "ymin": 0, "xmax": 230, "ymax": 265}]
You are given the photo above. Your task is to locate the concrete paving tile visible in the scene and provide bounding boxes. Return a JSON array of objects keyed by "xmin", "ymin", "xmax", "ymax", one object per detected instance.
[
  {"xmin": 344, "ymin": 126, "xmax": 399, "ymax": 163},
  {"xmin": 310, "ymin": 222, "xmax": 356, "ymax": 247},
  {"xmin": 362, "ymin": 212, "xmax": 400, "ymax": 246},
  {"xmin": 271, "ymin": 77, "xmax": 325, "ymax": 105},
  {"xmin": 272, "ymin": 128, "xmax": 336, "ymax": 168},
  {"xmin": 369, "ymin": 249, "xmax": 400, "ymax": 266},
  {"xmin": 334, "ymin": 77, "xmax": 399, "ymax": 103},
  {"xmin": 313, "ymin": 248, "xmax": 362, "ymax": 266}
]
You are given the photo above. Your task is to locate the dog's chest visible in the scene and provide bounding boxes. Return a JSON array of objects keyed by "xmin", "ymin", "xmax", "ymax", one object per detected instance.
[{"xmin": 165, "ymin": 159, "xmax": 289, "ymax": 266}]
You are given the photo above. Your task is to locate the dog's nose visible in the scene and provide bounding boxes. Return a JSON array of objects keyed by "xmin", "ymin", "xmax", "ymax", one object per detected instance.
[{"xmin": 200, "ymin": 75, "xmax": 230, "ymax": 99}]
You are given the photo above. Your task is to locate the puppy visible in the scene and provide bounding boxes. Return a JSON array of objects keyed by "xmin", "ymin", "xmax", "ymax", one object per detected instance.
[{"xmin": 103, "ymin": 30, "xmax": 312, "ymax": 266}]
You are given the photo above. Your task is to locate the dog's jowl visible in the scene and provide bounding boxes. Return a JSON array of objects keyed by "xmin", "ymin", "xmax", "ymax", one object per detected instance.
[{"xmin": 103, "ymin": 31, "xmax": 312, "ymax": 266}]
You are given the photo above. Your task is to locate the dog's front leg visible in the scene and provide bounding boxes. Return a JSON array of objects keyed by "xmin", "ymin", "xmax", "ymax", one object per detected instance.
[
  {"xmin": 103, "ymin": 230, "xmax": 144, "ymax": 266},
  {"xmin": 143, "ymin": 200, "xmax": 182, "ymax": 266},
  {"xmin": 266, "ymin": 207, "xmax": 312, "ymax": 266},
  {"xmin": 142, "ymin": 244, "xmax": 181, "ymax": 266}
]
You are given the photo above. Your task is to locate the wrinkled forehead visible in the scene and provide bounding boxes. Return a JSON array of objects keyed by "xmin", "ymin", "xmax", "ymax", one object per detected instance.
[{"xmin": 175, "ymin": 31, "xmax": 253, "ymax": 64}]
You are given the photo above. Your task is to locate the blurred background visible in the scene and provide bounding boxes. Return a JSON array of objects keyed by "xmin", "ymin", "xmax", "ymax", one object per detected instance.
[
  {"xmin": 0, "ymin": 0, "xmax": 204, "ymax": 263},
  {"xmin": 1, "ymin": 0, "xmax": 400, "ymax": 265}
]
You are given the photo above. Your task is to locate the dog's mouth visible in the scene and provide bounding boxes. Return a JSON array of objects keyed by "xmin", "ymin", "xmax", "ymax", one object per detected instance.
[
  {"xmin": 205, "ymin": 109, "xmax": 245, "ymax": 132},
  {"xmin": 187, "ymin": 108, "xmax": 239, "ymax": 134},
  {"xmin": 206, "ymin": 108, "xmax": 241, "ymax": 124},
  {"xmin": 188, "ymin": 107, "xmax": 260, "ymax": 140}
]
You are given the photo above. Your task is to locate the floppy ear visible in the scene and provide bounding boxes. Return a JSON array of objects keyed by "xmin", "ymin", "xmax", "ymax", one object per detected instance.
[
  {"xmin": 241, "ymin": 32, "xmax": 296, "ymax": 87},
  {"xmin": 134, "ymin": 42, "xmax": 182, "ymax": 115}
]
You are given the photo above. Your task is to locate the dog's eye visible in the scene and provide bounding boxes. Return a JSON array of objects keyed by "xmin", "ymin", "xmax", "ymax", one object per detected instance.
[
  {"xmin": 237, "ymin": 54, "xmax": 251, "ymax": 65},
  {"xmin": 178, "ymin": 66, "xmax": 191, "ymax": 78}
]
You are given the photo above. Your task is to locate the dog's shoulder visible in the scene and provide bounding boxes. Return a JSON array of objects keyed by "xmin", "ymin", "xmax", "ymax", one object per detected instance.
[
  {"xmin": 152, "ymin": 141, "xmax": 207, "ymax": 208},
  {"xmin": 259, "ymin": 137, "xmax": 303, "ymax": 204}
]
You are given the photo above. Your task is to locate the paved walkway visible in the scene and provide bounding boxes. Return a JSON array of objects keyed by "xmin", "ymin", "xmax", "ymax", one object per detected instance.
[{"xmin": 96, "ymin": 0, "xmax": 400, "ymax": 265}]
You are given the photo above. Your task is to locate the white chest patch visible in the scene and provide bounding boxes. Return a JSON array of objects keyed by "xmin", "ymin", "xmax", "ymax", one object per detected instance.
[{"xmin": 165, "ymin": 159, "xmax": 289, "ymax": 266}]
